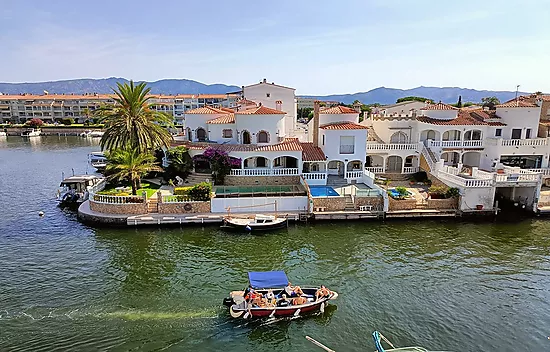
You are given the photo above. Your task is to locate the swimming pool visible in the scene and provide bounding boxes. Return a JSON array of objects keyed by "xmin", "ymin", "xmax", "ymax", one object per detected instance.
[{"xmin": 309, "ymin": 186, "xmax": 340, "ymax": 197}]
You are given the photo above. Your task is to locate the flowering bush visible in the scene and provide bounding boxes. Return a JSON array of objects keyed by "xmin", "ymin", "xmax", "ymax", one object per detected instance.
[
  {"xmin": 196, "ymin": 147, "xmax": 241, "ymax": 185},
  {"xmin": 26, "ymin": 118, "xmax": 44, "ymax": 128}
]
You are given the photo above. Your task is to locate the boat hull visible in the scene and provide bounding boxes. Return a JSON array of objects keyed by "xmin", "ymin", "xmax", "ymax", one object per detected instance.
[{"xmin": 221, "ymin": 218, "xmax": 288, "ymax": 232}]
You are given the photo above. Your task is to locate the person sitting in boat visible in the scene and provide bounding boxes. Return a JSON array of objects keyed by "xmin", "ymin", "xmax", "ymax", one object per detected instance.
[
  {"xmin": 277, "ymin": 294, "xmax": 291, "ymax": 307},
  {"xmin": 265, "ymin": 289, "xmax": 276, "ymax": 306},
  {"xmin": 243, "ymin": 284, "xmax": 255, "ymax": 298},
  {"xmin": 284, "ymin": 282, "xmax": 304, "ymax": 297},
  {"xmin": 291, "ymin": 295, "xmax": 308, "ymax": 306},
  {"xmin": 315, "ymin": 285, "xmax": 332, "ymax": 301}
]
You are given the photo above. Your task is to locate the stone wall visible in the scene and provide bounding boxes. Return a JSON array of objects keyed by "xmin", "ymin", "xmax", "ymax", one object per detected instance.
[
  {"xmin": 388, "ymin": 197, "xmax": 417, "ymax": 211},
  {"xmin": 427, "ymin": 198, "xmax": 458, "ymax": 210},
  {"xmin": 312, "ymin": 197, "xmax": 346, "ymax": 211},
  {"xmin": 355, "ymin": 196, "xmax": 383, "ymax": 209},
  {"xmin": 158, "ymin": 201, "xmax": 211, "ymax": 214},
  {"xmin": 223, "ymin": 176, "xmax": 300, "ymax": 186},
  {"xmin": 89, "ymin": 200, "xmax": 148, "ymax": 215}
]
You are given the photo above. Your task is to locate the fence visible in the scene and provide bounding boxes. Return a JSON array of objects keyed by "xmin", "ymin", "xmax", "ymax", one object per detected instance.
[
  {"xmin": 403, "ymin": 167, "xmax": 419, "ymax": 174},
  {"xmin": 229, "ymin": 168, "xmax": 299, "ymax": 176},
  {"xmin": 366, "ymin": 143, "xmax": 419, "ymax": 151},
  {"xmin": 91, "ymin": 192, "xmax": 146, "ymax": 204},
  {"xmin": 365, "ymin": 167, "xmax": 384, "ymax": 174},
  {"xmin": 427, "ymin": 140, "xmax": 483, "ymax": 148},
  {"xmin": 302, "ymin": 172, "xmax": 327, "ymax": 180}
]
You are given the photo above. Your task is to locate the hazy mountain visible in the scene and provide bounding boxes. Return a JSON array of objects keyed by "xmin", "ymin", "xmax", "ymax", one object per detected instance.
[
  {"xmin": 0, "ymin": 78, "xmax": 240, "ymax": 95},
  {"xmin": 302, "ymin": 86, "xmax": 530, "ymax": 105}
]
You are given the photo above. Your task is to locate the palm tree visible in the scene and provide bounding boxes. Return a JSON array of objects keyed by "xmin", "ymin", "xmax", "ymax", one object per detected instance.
[
  {"xmin": 96, "ymin": 81, "xmax": 174, "ymax": 153},
  {"xmin": 105, "ymin": 148, "xmax": 163, "ymax": 195}
]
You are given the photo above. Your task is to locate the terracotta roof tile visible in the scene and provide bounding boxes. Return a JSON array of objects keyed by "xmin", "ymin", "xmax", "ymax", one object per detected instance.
[
  {"xmin": 300, "ymin": 142, "xmax": 326, "ymax": 161},
  {"xmin": 237, "ymin": 105, "xmax": 285, "ymax": 115},
  {"xmin": 417, "ymin": 109, "xmax": 506, "ymax": 126},
  {"xmin": 206, "ymin": 113, "xmax": 235, "ymax": 124},
  {"xmin": 319, "ymin": 105, "xmax": 358, "ymax": 114},
  {"xmin": 176, "ymin": 138, "xmax": 303, "ymax": 152},
  {"xmin": 496, "ymin": 100, "xmax": 538, "ymax": 108},
  {"xmin": 219, "ymin": 107, "xmax": 236, "ymax": 113},
  {"xmin": 185, "ymin": 106, "xmax": 228, "ymax": 114},
  {"xmin": 237, "ymin": 98, "xmax": 257, "ymax": 106},
  {"xmin": 420, "ymin": 102, "xmax": 458, "ymax": 110},
  {"xmin": 319, "ymin": 122, "xmax": 368, "ymax": 130}
]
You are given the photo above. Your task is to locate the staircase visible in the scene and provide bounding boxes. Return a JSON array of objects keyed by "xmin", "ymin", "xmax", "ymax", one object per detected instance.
[
  {"xmin": 184, "ymin": 172, "xmax": 211, "ymax": 186},
  {"xmin": 147, "ymin": 198, "xmax": 159, "ymax": 213},
  {"xmin": 327, "ymin": 175, "xmax": 348, "ymax": 187},
  {"xmin": 344, "ymin": 195, "xmax": 355, "ymax": 210}
]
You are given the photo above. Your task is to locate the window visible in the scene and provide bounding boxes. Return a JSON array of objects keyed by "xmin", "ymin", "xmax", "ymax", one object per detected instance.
[
  {"xmin": 257, "ymin": 131, "xmax": 269, "ymax": 143},
  {"xmin": 266, "ymin": 93, "xmax": 271, "ymax": 98},
  {"xmin": 526, "ymin": 128, "xmax": 531, "ymax": 139},
  {"xmin": 390, "ymin": 131, "xmax": 408, "ymax": 143},
  {"xmin": 511, "ymin": 129, "xmax": 522, "ymax": 139},
  {"xmin": 322, "ymin": 135, "xmax": 325, "ymax": 146},
  {"xmin": 339, "ymin": 136, "xmax": 355, "ymax": 154},
  {"xmin": 495, "ymin": 128, "xmax": 502, "ymax": 137},
  {"xmin": 242, "ymin": 131, "xmax": 251, "ymax": 144},
  {"xmin": 222, "ymin": 129, "xmax": 233, "ymax": 138},
  {"xmin": 196, "ymin": 128, "xmax": 207, "ymax": 141},
  {"xmin": 500, "ymin": 155, "xmax": 543, "ymax": 169}
]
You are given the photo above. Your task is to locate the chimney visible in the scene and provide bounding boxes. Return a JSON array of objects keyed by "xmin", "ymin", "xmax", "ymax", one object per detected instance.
[
  {"xmin": 262, "ymin": 78, "xmax": 267, "ymax": 83},
  {"xmin": 313, "ymin": 101, "xmax": 320, "ymax": 147},
  {"xmin": 275, "ymin": 100, "xmax": 282, "ymax": 111}
]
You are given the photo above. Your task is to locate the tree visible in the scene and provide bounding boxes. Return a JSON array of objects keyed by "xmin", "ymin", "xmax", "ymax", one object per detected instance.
[
  {"xmin": 297, "ymin": 107, "xmax": 313, "ymax": 121},
  {"xmin": 164, "ymin": 146, "xmax": 193, "ymax": 181},
  {"xmin": 396, "ymin": 96, "xmax": 434, "ymax": 104},
  {"xmin": 481, "ymin": 96, "xmax": 500, "ymax": 106},
  {"xmin": 197, "ymin": 147, "xmax": 241, "ymax": 185},
  {"xmin": 25, "ymin": 118, "xmax": 44, "ymax": 128},
  {"xmin": 95, "ymin": 81, "xmax": 174, "ymax": 153},
  {"xmin": 105, "ymin": 148, "xmax": 162, "ymax": 195},
  {"xmin": 456, "ymin": 95, "xmax": 462, "ymax": 108}
]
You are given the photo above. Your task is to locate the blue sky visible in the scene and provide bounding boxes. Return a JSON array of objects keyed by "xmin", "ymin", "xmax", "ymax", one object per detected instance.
[{"xmin": 1, "ymin": 0, "xmax": 549, "ymax": 95}]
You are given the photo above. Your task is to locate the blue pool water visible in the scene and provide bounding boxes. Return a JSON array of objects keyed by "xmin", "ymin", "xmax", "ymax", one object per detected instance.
[
  {"xmin": 309, "ymin": 186, "xmax": 340, "ymax": 197},
  {"xmin": 388, "ymin": 188, "xmax": 413, "ymax": 198}
]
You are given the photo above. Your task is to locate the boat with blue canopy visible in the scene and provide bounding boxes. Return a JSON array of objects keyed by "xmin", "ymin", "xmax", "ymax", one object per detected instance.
[{"xmin": 223, "ymin": 270, "xmax": 338, "ymax": 319}]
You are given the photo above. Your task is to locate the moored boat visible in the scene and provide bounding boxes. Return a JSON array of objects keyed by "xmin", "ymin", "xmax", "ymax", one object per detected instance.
[
  {"xmin": 88, "ymin": 151, "xmax": 107, "ymax": 171},
  {"xmin": 221, "ymin": 214, "xmax": 288, "ymax": 231},
  {"xmin": 223, "ymin": 271, "xmax": 337, "ymax": 319},
  {"xmin": 56, "ymin": 174, "xmax": 105, "ymax": 207},
  {"xmin": 21, "ymin": 128, "xmax": 41, "ymax": 137}
]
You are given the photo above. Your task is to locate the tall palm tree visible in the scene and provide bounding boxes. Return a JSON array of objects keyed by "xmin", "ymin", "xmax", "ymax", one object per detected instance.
[
  {"xmin": 106, "ymin": 148, "xmax": 163, "ymax": 195},
  {"xmin": 96, "ymin": 81, "xmax": 174, "ymax": 153}
]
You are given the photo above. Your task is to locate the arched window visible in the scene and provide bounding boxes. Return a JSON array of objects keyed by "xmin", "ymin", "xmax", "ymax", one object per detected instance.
[
  {"xmin": 390, "ymin": 131, "xmax": 408, "ymax": 143},
  {"xmin": 426, "ymin": 130, "xmax": 436, "ymax": 140},
  {"xmin": 242, "ymin": 131, "xmax": 251, "ymax": 144},
  {"xmin": 257, "ymin": 131, "xmax": 269, "ymax": 143},
  {"xmin": 196, "ymin": 128, "xmax": 207, "ymax": 142}
]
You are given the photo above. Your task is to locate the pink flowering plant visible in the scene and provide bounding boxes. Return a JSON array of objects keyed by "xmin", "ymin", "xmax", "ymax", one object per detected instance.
[{"xmin": 196, "ymin": 147, "xmax": 241, "ymax": 184}]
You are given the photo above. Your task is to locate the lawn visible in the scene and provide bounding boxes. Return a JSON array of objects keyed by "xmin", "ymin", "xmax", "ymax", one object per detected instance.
[{"xmin": 98, "ymin": 182, "xmax": 161, "ymax": 198}]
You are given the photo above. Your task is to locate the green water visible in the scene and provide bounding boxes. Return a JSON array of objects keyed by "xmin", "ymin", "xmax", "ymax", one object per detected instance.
[{"xmin": 1, "ymin": 136, "xmax": 550, "ymax": 351}]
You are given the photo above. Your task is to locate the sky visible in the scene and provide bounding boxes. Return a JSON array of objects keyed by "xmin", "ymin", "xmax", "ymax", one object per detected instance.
[{"xmin": 0, "ymin": 0, "xmax": 549, "ymax": 95}]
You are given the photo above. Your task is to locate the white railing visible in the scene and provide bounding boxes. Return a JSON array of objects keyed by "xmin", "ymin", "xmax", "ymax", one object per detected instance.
[
  {"xmin": 366, "ymin": 143, "xmax": 419, "ymax": 151},
  {"xmin": 162, "ymin": 195, "xmax": 206, "ymax": 203},
  {"xmin": 229, "ymin": 168, "xmax": 299, "ymax": 176},
  {"xmin": 525, "ymin": 168, "xmax": 550, "ymax": 175},
  {"xmin": 403, "ymin": 167, "xmax": 419, "ymax": 174},
  {"xmin": 437, "ymin": 171, "xmax": 493, "ymax": 188},
  {"xmin": 501, "ymin": 138, "xmax": 548, "ymax": 147},
  {"xmin": 427, "ymin": 140, "xmax": 484, "ymax": 148},
  {"xmin": 302, "ymin": 172, "xmax": 327, "ymax": 180},
  {"xmin": 441, "ymin": 165, "xmax": 460, "ymax": 175},
  {"xmin": 473, "ymin": 169, "xmax": 494, "ymax": 179},
  {"xmin": 90, "ymin": 192, "xmax": 146, "ymax": 204},
  {"xmin": 363, "ymin": 169, "xmax": 376, "ymax": 179},
  {"xmin": 421, "ymin": 145, "xmax": 436, "ymax": 172},
  {"xmin": 495, "ymin": 173, "xmax": 540, "ymax": 183},
  {"xmin": 365, "ymin": 167, "xmax": 384, "ymax": 174},
  {"xmin": 345, "ymin": 170, "xmax": 363, "ymax": 179}
]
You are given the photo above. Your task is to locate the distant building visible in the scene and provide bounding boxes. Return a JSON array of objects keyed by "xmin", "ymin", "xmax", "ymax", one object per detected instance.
[{"xmin": 297, "ymin": 97, "xmax": 340, "ymax": 109}]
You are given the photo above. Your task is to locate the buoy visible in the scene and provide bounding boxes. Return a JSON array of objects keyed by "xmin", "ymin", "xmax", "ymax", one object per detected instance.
[{"xmin": 38, "ymin": 211, "xmax": 44, "ymax": 217}]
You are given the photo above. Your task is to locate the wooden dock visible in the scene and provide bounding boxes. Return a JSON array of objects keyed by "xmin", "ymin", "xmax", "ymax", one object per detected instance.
[{"xmin": 126, "ymin": 212, "xmax": 302, "ymax": 226}]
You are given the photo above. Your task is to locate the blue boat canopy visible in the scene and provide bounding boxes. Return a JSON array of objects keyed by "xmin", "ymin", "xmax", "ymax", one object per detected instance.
[{"xmin": 248, "ymin": 271, "xmax": 289, "ymax": 289}]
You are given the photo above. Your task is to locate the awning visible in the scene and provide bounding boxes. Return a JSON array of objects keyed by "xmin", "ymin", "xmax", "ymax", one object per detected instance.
[{"xmin": 248, "ymin": 271, "xmax": 289, "ymax": 289}]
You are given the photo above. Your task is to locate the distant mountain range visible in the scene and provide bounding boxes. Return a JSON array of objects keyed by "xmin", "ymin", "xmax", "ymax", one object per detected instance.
[
  {"xmin": 0, "ymin": 78, "xmax": 529, "ymax": 105},
  {"xmin": 302, "ymin": 86, "xmax": 530, "ymax": 105},
  {"xmin": 0, "ymin": 78, "xmax": 240, "ymax": 95}
]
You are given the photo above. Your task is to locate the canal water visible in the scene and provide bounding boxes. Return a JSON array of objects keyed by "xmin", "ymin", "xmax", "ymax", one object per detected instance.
[{"xmin": 1, "ymin": 136, "xmax": 550, "ymax": 351}]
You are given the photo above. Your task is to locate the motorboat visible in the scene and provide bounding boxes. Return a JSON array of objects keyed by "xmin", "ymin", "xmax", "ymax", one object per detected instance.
[
  {"xmin": 223, "ymin": 271, "xmax": 338, "ymax": 319},
  {"xmin": 88, "ymin": 151, "xmax": 107, "ymax": 171},
  {"xmin": 221, "ymin": 214, "xmax": 288, "ymax": 231},
  {"xmin": 57, "ymin": 174, "xmax": 106, "ymax": 207},
  {"xmin": 80, "ymin": 130, "xmax": 104, "ymax": 138},
  {"xmin": 21, "ymin": 128, "xmax": 41, "ymax": 137},
  {"xmin": 372, "ymin": 331, "xmax": 454, "ymax": 352}
]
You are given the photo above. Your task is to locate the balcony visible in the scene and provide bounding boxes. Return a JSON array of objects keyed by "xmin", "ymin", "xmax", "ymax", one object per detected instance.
[
  {"xmin": 366, "ymin": 143, "xmax": 420, "ymax": 152},
  {"xmin": 485, "ymin": 137, "xmax": 548, "ymax": 147},
  {"xmin": 426, "ymin": 140, "xmax": 483, "ymax": 148},
  {"xmin": 230, "ymin": 168, "xmax": 299, "ymax": 176}
]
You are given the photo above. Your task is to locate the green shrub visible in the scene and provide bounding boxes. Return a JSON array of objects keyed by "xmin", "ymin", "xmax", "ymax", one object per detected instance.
[
  {"xmin": 395, "ymin": 187, "xmax": 409, "ymax": 198},
  {"xmin": 61, "ymin": 118, "xmax": 74, "ymax": 125},
  {"xmin": 429, "ymin": 185, "xmax": 448, "ymax": 199},
  {"xmin": 446, "ymin": 187, "xmax": 460, "ymax": 198},
  {"xmin": 187, "ymin": 182, "xmax": 212, "ymax": 201}
]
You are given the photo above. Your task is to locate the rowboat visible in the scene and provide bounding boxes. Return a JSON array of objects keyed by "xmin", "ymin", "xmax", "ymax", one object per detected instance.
[
  {"xmin": 221, "ymin": 214, "xmax": 288, "ymax": 231},
  {"xmin": 372, "ymin": 331, "xmax": 454, "ymax": 352},
  {"xmin": 223, "ymin": 271, "xmax": 337, "ymax": 319}
]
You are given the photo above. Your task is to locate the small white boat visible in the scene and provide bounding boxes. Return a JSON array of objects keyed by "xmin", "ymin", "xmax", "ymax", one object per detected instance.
[
  {"xmin": 0, "ymin": 131, "xmax": 6, "ymax": 137},
  {"xmin": 80, "ymin": 130, "xmax": 104, "ymax": 138},
  {"xmin": 222, "ymin": 214, "xmax": 288, "ymax": 231},
  {"xmin": 57, "ymin": 174, "xmax": 106, "ymax": 206},
  {"xmin": 88, "ymin": 151, "xmax": 107, "ymax": 170},
  {"xmin": 21, "ymin": 128, "xmax": 41, "ymax": 137}
]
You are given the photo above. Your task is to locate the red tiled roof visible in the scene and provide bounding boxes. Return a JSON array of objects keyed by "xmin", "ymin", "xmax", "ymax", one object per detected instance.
[
  {"xmin": 319, "ymin": 122, "xmax": 368, "ymax": 130},
  {"xmin": 176, "ymin": 138, "xmax": 303, "ymax": 152},
  {"xmin": 185, "ymin": 106, "xmax": 228, "ymax": 114},
  {"xmin": 420, "ymin": 102, "xmax": 458, "ymax": 110},
  {"xmin": 319, "ymin": 105, "xmax": 358, "ymax": 114},
  {"xmin": 206, "ymin": 113, "xmax": 235, "ymax": 124},
  {"xmin": 237, "ymin": 105, "xmax": 285, "ymax": 115},
  {"xmin": 417, "ymin": 109, "xmax": 506, "ymax": 126},
  {"xmin": 219, "ymin": 107, "xmax": 235, "ymax": 113},
  {"xmin": 237, "ymin": 98, "xmax": 257, "ymax": 106},
  {"xmin": 300, "ymin": 142, "xmax": 326, "ymax": 161},
  {"xmin": 496, "ymin": 100, "xmax": 538, "ymax": 108}
]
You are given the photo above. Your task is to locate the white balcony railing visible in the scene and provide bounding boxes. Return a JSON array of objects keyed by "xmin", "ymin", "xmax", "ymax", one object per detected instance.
[
  {"xmin": 427, "ymin": 140, "xmax": 483, "ymax": 148},
  {"xmin": 229, "ymin": 168, "xmax": 299, "ymax": 176},
  {"xmin": 501, "ymin": 138, "xmax": 548, "ymax": 147},
  {"xmin": 366, "ymin": 143, "xmax": 418, "ymax": 151},
  {"xmin": 345, "ymin": 170, "xmax": 363, "ymax": 179},
  {"xmin": 365, "ymin": 167, "xmax": 384, "ymax": 174},
  {"xmin": 302, "ymin": 172, "xmax": 327, "ymax": 180},
  {"xmin": 437, "ymin": 172, "xmax": 494, "ymax": 188},
  {"xmin": 495, "ymin": 173, "xmax": 540, "ymax": 183},
  {"xmin": 525, "ymin": 168, "xmax": 550, "ymax": 175},
  {"xmin": 403, "ymin": 166, "xmax": 419, "ymax": 174}
]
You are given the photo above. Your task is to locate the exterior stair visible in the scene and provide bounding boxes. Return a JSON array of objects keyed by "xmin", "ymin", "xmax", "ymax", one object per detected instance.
[
  {"xmin": 183, "ymin": 172, "xmax": 211, "ymax": 186},
  {"xmin": 344, "ymin": 195, "xmax": 355, "ymax": 210},
  {"xmin": 147, "ymin": 198, "xmax": 159, "ymax": 213}
]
